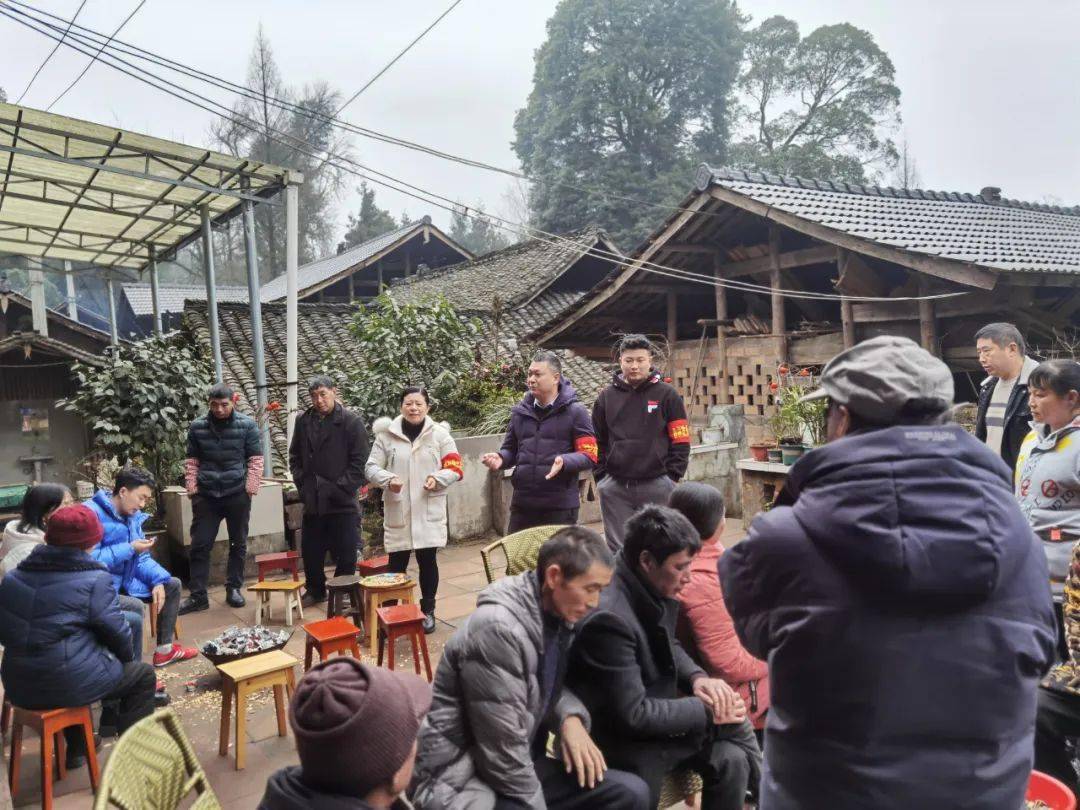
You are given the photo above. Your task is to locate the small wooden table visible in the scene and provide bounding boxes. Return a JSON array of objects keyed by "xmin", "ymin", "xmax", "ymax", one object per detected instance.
[
  {"xmin": 248, "ymin": 579, "xmax": 305, "ymax": 626},
  {"xmin": 302, "ymin": 616, "xmax": 363, "ymax": 671},
  {"xmin": 357, "ymin": 555, "xmax": 390, "ymax": 578},
  {"xmin": 359, "ymin": 576, "xmax": 416, "ymax": 657},
  {"xmin": 218, "ymin": 650, "xmax": 298, "ymax": 770}
]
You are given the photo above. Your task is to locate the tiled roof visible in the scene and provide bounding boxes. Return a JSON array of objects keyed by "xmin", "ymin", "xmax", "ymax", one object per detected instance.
[
  {"xmin": 121, "ymin": 283, "xmax": 250, "ymax": 316},
  {"xmin": 183, "ymin": 301, "xmax": 363, "ymax": 470},
  {"xmin": 698, "ymin": 165, "xmax": 1080, "ymax": 275},
  {"xmin": 390, "ymin": 227, "xmax": 617, "ymax": 312},
  {"xmin": 259, "ymin": 218, "xmax": 472, "ymax": 302},
  {"xmin": 0, "ymin": 332, "xmax": 107, "ymax": 365}
]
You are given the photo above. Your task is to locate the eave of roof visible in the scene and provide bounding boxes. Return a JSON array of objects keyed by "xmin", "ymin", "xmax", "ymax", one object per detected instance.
[{"xmin": 0, "ymin": 331, "xmax": 106, "ymax": 365}]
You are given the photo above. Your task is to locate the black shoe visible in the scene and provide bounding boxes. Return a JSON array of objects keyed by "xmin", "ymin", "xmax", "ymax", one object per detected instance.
[
  {"xmin": 225, "ymin": 587, "xmax": 246, "ymax": 608},
  {"xmin": 178, "ymin": 596, "xmax": 210, "ymax": 615},
  {"xmin": 154, "ymin": 688, "xmax": 171, "ymax": 708},
  {"xmin": 302, "ymin": 591, "xmax": 327, "ymax": 608},
  {"xmin": 422, "ymin": 612, "xmax": 436, "ymax": 635},
  {"xmin": 99, "ymin": 704, "xmax": 118, "ymax": 739}
]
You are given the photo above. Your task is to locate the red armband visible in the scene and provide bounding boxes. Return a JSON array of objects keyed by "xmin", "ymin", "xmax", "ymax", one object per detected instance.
[
  {"xmin": 441, "ymin": 453, "xmax": 464, "ymax": 480},
  {"xmin": 574, "ymin": 435, "xmax": 599, "ymax": 463},
  {"xmin": 667, "ymin": 419, "xmax": 691, "ymax": 445}
]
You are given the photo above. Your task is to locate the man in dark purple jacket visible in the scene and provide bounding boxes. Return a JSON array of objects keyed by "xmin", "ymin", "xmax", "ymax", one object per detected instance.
[
  {"xmin": 482, "ymin": 351, "xmax": 597, "ymax": 533},
  {"xmin": 720, "ymin": 336, "xmax": 1056, "ymax": 809}
]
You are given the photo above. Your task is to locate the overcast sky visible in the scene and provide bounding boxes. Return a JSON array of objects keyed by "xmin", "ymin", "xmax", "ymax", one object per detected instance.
[{"xmin": 2, "ymin": 0, "xmax": 1078, "ymax": 258}]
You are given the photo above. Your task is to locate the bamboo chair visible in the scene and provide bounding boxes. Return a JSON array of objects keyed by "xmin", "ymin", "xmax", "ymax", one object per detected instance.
[
  {"xmin": 93, "ymin": 709, "xmax": 220, "ymax": 810},
  {"xmin": 480, "ymin": 524, "xmax": 566, "ymax": 583}
]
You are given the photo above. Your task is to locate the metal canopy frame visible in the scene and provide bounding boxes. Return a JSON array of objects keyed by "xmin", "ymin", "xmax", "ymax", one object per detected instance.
[
  {"xmin": 0, "ymin": 102, "xmax": 302, "ymax": 471},
  {"xmin": 0, "ymin": 102, "xmax": 291, "ymax": 271}
]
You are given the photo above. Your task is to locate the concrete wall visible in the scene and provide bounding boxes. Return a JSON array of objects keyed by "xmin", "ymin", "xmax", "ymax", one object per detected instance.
[
  {"xmin": 448, "ymin": 434, "xmax": 503, "ymax": 541},
  {"xmin": 0, "ymin": 398, "xmax": 88, "ymax": 490}
]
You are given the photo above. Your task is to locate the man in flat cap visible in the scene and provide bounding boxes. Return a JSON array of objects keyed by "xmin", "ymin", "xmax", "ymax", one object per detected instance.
[{"xmin": 720, "ymin": 335, "xmax": 1055, "ymax": 810}]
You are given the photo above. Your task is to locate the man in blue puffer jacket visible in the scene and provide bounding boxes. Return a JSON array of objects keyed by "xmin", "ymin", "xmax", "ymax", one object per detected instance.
[
  {"xmin": 87, "ymin": 466, "xmax": 197, "ymax": 669},
  {"xmin": 720, "ymin": 336, "xmax": 1057, "ymax": 809},
  {"xmin": 482, "ymin": 351, "xmax": 597, "ymax": 533},
  {"xmin": 0, "ymin": 504, "xmax": 156, "ymax": 767}
]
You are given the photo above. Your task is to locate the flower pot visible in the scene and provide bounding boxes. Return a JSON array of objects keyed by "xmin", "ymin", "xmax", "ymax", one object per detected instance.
[
  {"xmin": 749, "ymin": 444, "xmax": 771, "ymax": 462},
  {"xmin": 766, "ymin": 448, "xmax": 783, "ymax": 464},
  {"xmin": 779, "ymin": 443, "xmax": 805, "ymax": 465}
]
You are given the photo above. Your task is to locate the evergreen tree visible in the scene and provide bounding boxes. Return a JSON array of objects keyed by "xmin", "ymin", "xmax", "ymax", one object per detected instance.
[
  {"xmin": 338, "ymin": 182, "xmax": 399, "ymax": 253},
  {"xmin": 513, "ymin": 0, "xmax": 744, "ymax": 249},
  {"xmin": 449, "ymin": 203, "xmax": 511, "ymax": 257}
]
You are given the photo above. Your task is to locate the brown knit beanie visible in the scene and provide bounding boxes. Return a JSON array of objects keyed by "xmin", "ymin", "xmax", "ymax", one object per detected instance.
[
  {"xmin": 289, "ymin": 658, "xmax": 431, "ymax": 796},
  {"xmin": 44, "ymin": 504, "xmax": 103, "ymax": 551}
]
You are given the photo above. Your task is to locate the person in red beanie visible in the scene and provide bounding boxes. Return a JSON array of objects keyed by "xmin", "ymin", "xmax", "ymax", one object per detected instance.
[
  {"xmin": 258, "ymin": 658, "xmax": 431, "ymax": 809},
  {"xmin": 0, "ymin": 504, "xmax": 157, "ymax": 769}
]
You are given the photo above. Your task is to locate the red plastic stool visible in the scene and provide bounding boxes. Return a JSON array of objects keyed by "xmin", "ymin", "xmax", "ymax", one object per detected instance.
[
  {"xmin": 302, "ymin": 616, "xmax": 363, "ymax": 671},
  {"xmin": 376, "ymin": 603, "xmax": 433, "ymax": 682},
  {"xmin": 1028, "ymin": 770, "xmax": 1076, "ymax": 810},
  {"xmin": 256, "ymin": 550, "xmax": 301, "ymax": 582},
  {"xmin": 357, "ymin": 555, "xmax": 390, "ymax": 578},
  {"xmin": 9, "ymin": 704, "xmax": 99, "ymax": 809}
]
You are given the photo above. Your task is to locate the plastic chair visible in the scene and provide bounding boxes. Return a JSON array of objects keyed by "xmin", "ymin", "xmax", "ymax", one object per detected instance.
[
  {"xmin": 1028, "ymin": 769, "xmax": 1077, "ymax": 810},
  {"xmin": 93, "ymin": 708, "xmax": 221, "ymax": 809},
  {"xmin": 480, "ymin": 525, "xmax": 566, "ymax": 583},
  {"xmin": 658, "ymin": 768, "xmax": 704, "ymax": 809}
]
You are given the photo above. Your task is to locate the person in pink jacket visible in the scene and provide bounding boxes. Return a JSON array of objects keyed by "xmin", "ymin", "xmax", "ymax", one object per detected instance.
[{"xmin": 669, "ymin": 482, "xmax": 770, "ymax": 731}]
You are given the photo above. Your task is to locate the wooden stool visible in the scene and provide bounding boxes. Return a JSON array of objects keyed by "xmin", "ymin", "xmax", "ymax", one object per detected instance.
[
  {"xmin": 257, "ymin": 550, "xmax": 301, "ymax": 582},
  {"xmin": 377, "ymin": 603, "xmax": 433, "ymax": 682},
  {"xmin": 361, "ymin": 577, "xmax": 416, "ymax": 657},
  {"xmin": 302, "ymin": 616, "xmax": 362, "ymax": 671},
  {"xmin": 248, "ymin": 579, "xmax": 305, "ymax": 626},
  {"xmin": 357, "ymin": 555, "xmax": 390, "ymax": 577},
  {"xmin": 8, "ymin": 705, "xmax": 99, "ymax": 808},
  {"xmin": 327, "ymin": 575, "xmax": 364, "ymax": 628},
  {"xmin": 217, "ymin": 650, "xmax": 298, "ymax": 770}
]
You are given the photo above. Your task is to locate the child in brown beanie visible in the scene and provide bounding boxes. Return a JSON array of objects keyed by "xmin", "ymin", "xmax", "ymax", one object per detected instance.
[{"xmin": 258, "ymin": 658, "xmax": 431, "ymax": 810}]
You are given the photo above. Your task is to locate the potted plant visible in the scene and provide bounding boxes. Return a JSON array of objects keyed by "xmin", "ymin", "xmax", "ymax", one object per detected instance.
[{"xmin": 770, "ymin": 387, "xmax": 806, "ymax": 465}]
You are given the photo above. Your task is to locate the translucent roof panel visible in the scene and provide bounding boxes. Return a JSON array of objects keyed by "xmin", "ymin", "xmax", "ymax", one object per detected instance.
[{"xmin": 0, "ymin": 102, "xmax": 294, "ymax": 271}]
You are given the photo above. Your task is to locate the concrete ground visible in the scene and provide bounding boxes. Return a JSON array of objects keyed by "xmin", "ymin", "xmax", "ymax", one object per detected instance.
[{"xmin": 3, "ymin": 518, "xmax": 745, "ymax": 808}]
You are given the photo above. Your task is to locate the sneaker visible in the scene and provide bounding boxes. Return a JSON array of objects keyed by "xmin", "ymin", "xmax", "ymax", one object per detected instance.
[
  {"xmin": 153, "ymin": 643, "xmax": 198, "ymax": 668},
  {"xmin": 178, "ymin": 596, "xmax": 209, "ymax": 615},
  {"xmin": 422, "ymin": 612, "xmax": 436, "ymax": 635}
]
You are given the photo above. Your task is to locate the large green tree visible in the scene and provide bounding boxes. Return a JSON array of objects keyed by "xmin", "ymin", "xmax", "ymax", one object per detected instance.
[
  {"xmin": 729, "ymin": 17, "xmax": 901, "ymax": 182},
  {"xmin": 513, "ymin": 0, "xmax": 743, "ymax": 248},
  {"xmin": 337, "ymin": 182, "xmax": 399, "ymax": 253}
]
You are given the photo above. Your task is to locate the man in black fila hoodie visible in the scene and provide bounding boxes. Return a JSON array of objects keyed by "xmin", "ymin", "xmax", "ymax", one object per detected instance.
[{"xmin": 593, "ymin": 334, "xmax": 691, "ymax": 549}]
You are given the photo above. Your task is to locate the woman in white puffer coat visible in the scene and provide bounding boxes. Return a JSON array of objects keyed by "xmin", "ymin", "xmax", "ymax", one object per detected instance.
[{"xmin": 365, "ymin": 386, "xmax": 463, "ymax": 634}]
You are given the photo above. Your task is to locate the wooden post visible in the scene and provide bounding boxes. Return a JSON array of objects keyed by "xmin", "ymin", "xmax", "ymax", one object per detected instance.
[
  {"xmin": 837, "ymin": 249, "xmax": 855, "ymax": 349},
  {"xmin": 769, "ymin": 225, "xmax": 788, "ymax": 362},
  {"xmin": 713, "ymin": 252, "xmax": 730, "ymax": 404},
  {"xmin": 918, "ymin": 276, "xmax": 937, "ymax": 354},
  {"xmin": 377, "ymin": 261, "xmax": 384, "ymax": 292},
  {"xmin": 405, "ymin": 252, "xmax": 412, "ymax": 278},
  {"xmin": 347, "ymin": 273, "xmax": 355, "ymax": 302},
  {"xmin": 667, "ymin": 291, "xmax": 678, "ymax": 346}
]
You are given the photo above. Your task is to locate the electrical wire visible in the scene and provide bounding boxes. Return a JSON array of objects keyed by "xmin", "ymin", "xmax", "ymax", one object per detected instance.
[
  {"xmin": 1, "ymin": 0, "xmax": 730, "ymax": 223},
  {"xmin": 332, "ymin": 0, "xmax": 464, "ymax": 117},
  {"xmin": 12, "ymin": 0, "xmax": 87, "ymax": 104},
  {"xmin": 0, "ymin": 3, "xmax": 969, "ymax": 305},
  {"xmin": 44, "ymin": 0, "xmax": 146, "ymax": 111}
]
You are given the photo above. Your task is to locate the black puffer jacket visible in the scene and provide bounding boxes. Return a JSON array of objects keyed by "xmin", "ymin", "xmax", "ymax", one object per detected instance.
[
  {"xmin": 0, "ymin": 544, "xmax": 133, "ymax": 709},
  {"xmin": 186, "ymin": 411, "xmax": 262, "ymax": 498}
]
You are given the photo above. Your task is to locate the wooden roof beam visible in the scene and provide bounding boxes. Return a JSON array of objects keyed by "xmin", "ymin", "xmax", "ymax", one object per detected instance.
[{"xmin": 717, "ymin": 244, "xmax": 836, "ymax": 280}]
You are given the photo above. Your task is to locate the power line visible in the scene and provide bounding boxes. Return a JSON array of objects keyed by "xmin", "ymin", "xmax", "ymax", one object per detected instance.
[
  {"xmin": 2, "ymin": 0, "xmax": 724, "ymax": 224},
  {"xmin": 12, "ymin": 0, "xmax": 87, "ymax": 104},
  {"xmin": 332, "ymin": 0, "xmax": 464, "ymax": 117},
  {"xmin": 44, "ymin": 0, "xmax": 145, "ymax": 111},
  {"xmin": 0, "ymin": 4, "xmax": 969, "ymax": 306}
]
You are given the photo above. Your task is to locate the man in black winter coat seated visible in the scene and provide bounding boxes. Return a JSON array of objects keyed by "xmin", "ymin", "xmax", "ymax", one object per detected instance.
[
  {"xmin": 566, "ymin": 505, "xmax": 761, "ymax": 810},
  {"xmin": 0, "ymin": 504, "xmax": 156, "ymax": 769}
]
